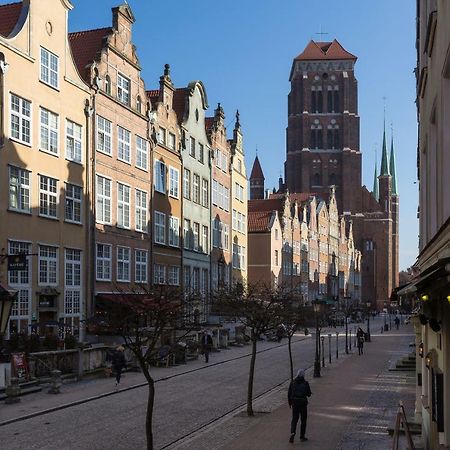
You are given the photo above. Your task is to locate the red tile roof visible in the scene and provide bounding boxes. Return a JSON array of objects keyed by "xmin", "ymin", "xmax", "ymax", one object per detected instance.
[
  {"xmin": 146, "ymin": 90, "xmax": 160, "ymax": 108},
  {"xmin": 295, "ymin": 39, "xmax": 357, "ymax": 61},
  {"xmin": 205, "ymin": 117, "xmax": 214, "ymax": 131},
  {"xmin": 269, "ymin": 192, "xmax": 313, "ymax": 204},
  {"xmin": 250, "ymin": 155, "xmax": 264, "ymax": 180},
  {"xmin": 68, "ymin": 27, "xmax": 112, "ymax": 82},
  {"xmin": 248, "ymin": 210, "xmax": 273, "ymax": 233},
  {"xmin": 0, "ymin": 2, "xmax": 22, "ymax": 37},
  {"xmin": 173, "ymin": 88, "xmax": 188, "ymax": 123}
]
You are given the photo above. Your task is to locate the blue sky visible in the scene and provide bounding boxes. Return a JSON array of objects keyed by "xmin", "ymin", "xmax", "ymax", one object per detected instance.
[{"xmin": 69, "ymin": 0, "xmax": 418, "ymax": 270}]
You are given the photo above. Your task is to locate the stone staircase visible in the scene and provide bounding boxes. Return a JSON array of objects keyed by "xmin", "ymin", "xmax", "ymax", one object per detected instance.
[
  {"xmin": 389, "ymin": 353, "xmax": 416, "ymax": 372},
  {"xmin": 0, "ymin": 379, "xmax": 42, "ymax": 401}
]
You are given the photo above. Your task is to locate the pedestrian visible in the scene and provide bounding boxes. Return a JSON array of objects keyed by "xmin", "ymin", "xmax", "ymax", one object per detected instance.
[
  {"xmin": 357, "ymin": 327, "xmax": 364, "ymax": 355},
  {"xmin": 394, "ymin": 316, "xmax": 400, "ymax": 330},
  {"xmin": 288, "ymin": 369, "xmax": 312, "ymax": 443},
  {"xmin": 200, "ymin": 330, "xmax": 213, "ymax": 363},
  {"xmin": 276, "ymin": 325, "xmax": 284, "ymax": 343},
  {"xmin": 112, "ymin": 345, "xmax": 126, "ymax": 390}
]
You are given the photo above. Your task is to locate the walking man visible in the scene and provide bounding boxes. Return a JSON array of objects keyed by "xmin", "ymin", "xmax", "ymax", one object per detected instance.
[
  {"xmin": 357, "ymin": 327, "xmax": 365, "ymax": 355},
  {"xmin": 112, "ymin": 346, "xmax": 126, "ymax": 390},
  {"xmin": 288, "ymin": 369, "xmax": 312, "ymax": 443},
  {"xmin": 394, "ymin": 316, "xmax": 400, "ymax": 330},
  {"xmin": 200, "ymin": 330, "xmax": 213, "ymax": 363}
]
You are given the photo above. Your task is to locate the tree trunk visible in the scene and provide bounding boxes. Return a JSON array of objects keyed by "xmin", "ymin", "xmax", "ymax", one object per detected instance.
[
  {"xmin": 146, "ymin": 376, "xmax": 155, "ymax": 450},
  {"xmin": 247, "ymin": 332, "xmax": 257, "ymax": 416},
  {"xmin": 288, "ymin": 334, "xmax": 294, "ymax": 382}
]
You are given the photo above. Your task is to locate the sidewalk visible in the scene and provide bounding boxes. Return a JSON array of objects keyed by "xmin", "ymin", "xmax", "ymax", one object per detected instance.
[
  {"xmin": 0, "ymin": 332, "xmax": 314, "ymax": 425},
  {"xmin": 172, "ymin": 325, "xmax": 416, "ymax": 450}
]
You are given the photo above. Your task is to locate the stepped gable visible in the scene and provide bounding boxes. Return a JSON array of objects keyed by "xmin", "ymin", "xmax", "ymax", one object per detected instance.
[
  {"xmin": 0, "ymin": 2, "xmax": 22, "ymax": 37},
  {"xmin": 69, "ymin": 27, "xmax": 112, "ymax": 82}
]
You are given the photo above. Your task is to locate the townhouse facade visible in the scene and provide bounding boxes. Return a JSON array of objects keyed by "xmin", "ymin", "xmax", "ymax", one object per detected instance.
[{"xmin": 0, "ymin": 0, "xmax": 90, "ymax": 339}]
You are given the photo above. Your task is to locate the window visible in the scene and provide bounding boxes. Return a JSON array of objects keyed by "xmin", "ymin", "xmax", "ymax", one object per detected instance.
[
  {"xmin": 311, "ymin": 88, "xmax": 323, "ymax": 113},
  {"xmin": 223, "ymin": 224, "xmax": 229, "ymax": 250},
  {"xmin": 97, "ymin": 116, "xmax": 112, "ymax": 155},
  {"xmin": 39, "ymin": 175, "xmax": 58, "ymax": 218},
  {"xmin": 158, "ymin": 127, "xmax": 166, "ymax": 145},
  {"xmin": 154, "ymin": 211, "xmax": 166, "ymax": 244},
  {"xmin": 154, "ymin": 160, "xmax": 166, "ymax": 193},
  {"xmin": 117, "ymin": 73, "xmax": 130, "ymax": 105},
  {"xmin": 118, "ymin": 126, "xmax": 131, "ymax": 163},
  {"xmin": 96, "ymin": 175, "xmax": 111, "ymax": 224},
  {"xmin": 168, "ymin": 266, "xmax": 180, "ymax": 286},
  {"xmin": 136, "ymin": 136, "xmax": 148, "ymax": 170},
  {"xmin": 9, "ymin": 166, "xmax": 30, "ymax": 213},
  {"xmin": 193, "ymin": 268, "xmax": 200, "ymax": 293},
  {"xmin": 275, "ymin": 250, "xmax": 279, "ymax": 266},
  {"xmin": 184, "ymin": 266, "xmax": 191, "ymax": 292},
  {"xmin": 40, "ymin": 47, "xmax": 59, "ymax": 89},
  {"xmin": 193, "ymin": 174, "xmax": 200, "ymax": 203},
  {"xmin": 202, "ymin": 179, "xmax": 209, "ymax": 207},
  {"xmin": 313, "ymin": 173, "xmax": 321, "ymax": 186},
  {"xmin": 66, "ymin": 120, "xmax": 82, "ymax": 163},
  {"xmin": 189, "ymin": 137, "xmax": 195, "ymax": 157},
  {"xmin": 184, "ymin": 219, "xmax": 191, "ymax": 249},
  {"xmin": 117, "ymin": 183, "xmax": 130, "ymax": 229},
  {"xmin": 169, "ymin": 167, "xmax": 179, "ymax": 198},
  {"xmin": 154, "ymin": 264, "xmax": 166, "ymax": 285},
  {"xmin": 310, "ymin": 127, "xmax": 323, "ymax": 149},
  {"xmin": 135, "ymin": 189, "xmax": 148, "ymax": 233},
  {"xmin": 8, "ymin": 241, "xmax": 31, "ymax": 286},
  {"xmin": 327, "ymin": 87, "xmax": 340, "ymax": 113},
  {"xmin": 136, "ymin": 95, "xmax": 142, "ymax": 113},
  {"xmin": 117, "ymin": 247, "xmax": 130, "ymax": 282},
  {"xmin": 135, "ymin": 250, "xmax": 148, "ymax": 283},
  {"xmin": 275, "ymin": 229, "xmax": 279, "ymax": 240},
  {"xmin": 213, "ymin": 218, "xmax": 220, "ymax": 248},
  {"xmin": 212, "ymin": 180, "xmax": 218, "ymax": 206},
  {"xmin": 235, "ymin": 183, "xmax": 244, "ymax": 202},
  {"xmin": 224, "ymin": 186, "xmax": 229, "ymax": 212},
  {"xmin": 168, "ymin": 132, "xmax": 176, "ymax": 150},
  {"xmin": 10, "ymin": 94, "xmax": 31, "ymax": 144},
  {"xmin": 183, "ymin": 168, "xmax": 191, "ymax": 200},
  {"xmin": 199, "ymin": 143, "xmax": 204, "ymax": 163},
  {"xmin": 202, "ymin": 268, "xmax": 208, "ymax": 296},
  {"xmin": 40, "ymin": 108, "xmax": 58, "ymax": 155},
  {"xmin": 96, "ymin": 244, "xmax": 111, "ymax": 281},
  {"xmin": 104, "ymin": 75, "xmax": 111, "ymax": 95},
  {"xmin": 202, "ymin": 225, "xmax": 208, "ymax": 253},
  {"xmin": 193, "ymin": 222, "xmax": 200, "ymax": 251},
  {"xmin": 233, "ymin": 244, "xmax": 245, "ymax": 269},
  {"xmin": 232, "ymin": 210, "xmax": 246, "ymax": 233},
  {"xmin": 169, "ymin": 216, "xmax": 180, "ymax": 247},
  {"xmin": 65, "ymin": 249, "xmax": 81, "ymax": 288},
  {"xmin": 65, "ymin": 183, "xmax": 82, "ymax": 224},
  {"xmin": 39, "ymin": 245, "xmax": 58, "ymax": 285}
]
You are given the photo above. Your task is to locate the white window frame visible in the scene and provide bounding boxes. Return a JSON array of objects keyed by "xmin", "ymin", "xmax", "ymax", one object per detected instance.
[
  {"xmin": 189, "ymin": 136, "xmax": 195, "ymax": 157},
  {"xmin": 193, "ymin": 174, "xmax": 200, "ymax": 204},
  {"xmin": 8, "ymin": 241, "xmax": 31, "ymax": 286},
  {"xmin": 66, "ymin": 119, "xmax": 82, "ymax": 164},
  {"xmin": 38, "ymin": 245, "xmax": 58, "ymax": 286},
  {"xmin": 136, "ymin": 136, "xmax": 148, "ymax": 171},
  {"xmin": 9, "ymin": 166, "xmax": 30, "ymax": 213},
  {"xmin": 169, "ymin": 167, "xmax": 179, "ymax": 198},
  {"xmin": 168, "ymin": 132, "xmax": 176, "ymax": 150},
  {"xmin": 202, "ymin": 179, "xmax": 209, "ymax": 208},
  {"xmin": 154, "ymin": 211, "xmax": 166, "ymax": 244},
  {"xmin": 135, "ymin": 249, "xmax": 148, "ymax": 283},
  {"xmin": 65, "ymin": 248, "xmax": 82, "ymax": 289},
  {"xmin": 65, "ymin": 183, "xmax": 82, "ymax": 224},
  {"xmin": 117, "ymin": 182, "xmax": 131, "ymax": 229},
  {"xmin": 96, "ymin": 175, "xmax": 112, "ymax": 225},
  {"xmin": 169, "ymin": 216, "xmax": 180, "ymax": 247},
  {"xmin": 39, "ymin": 107, "xmax": 59, "ymax": 156},
  {"xmin": 117, "ymin": 73, "xmax": 130, "ymax": 105},
  {"xmin": 158, "ymin": 127, "xmax": 166, "ymax": 145},
  {"xmin": 153, "ymin": 264, "xmax": 166, "ymax": 285},
  {"xmin": 96, "ymin": 243, "xmax": 112, "ymax": 281},
  {"xmin": 117, "ymin": 246, "xmax": 131, "ymax": 282},
  {"xmin": 184, "ymin": 219, "xmax": 191, "ymax": 250},
  {"xmin": 183, "ymin": 168, "xmax": 191, "ymax": 200},
  {"xmin": 193, "ymin": 222, "xmax": 200, "ymax": 252},
  {"xmin": 154, "ymin": 160, "xmax": 166, "ymax": 194},
  {"xmin": 202, "ymin": 225, "xmax": 208, "ymax": 254},
  {"xmin": 117, "ymin": 126, "xmax": 131, "ymax": 164},
  {"xmin": 10, "ymin": 94, "xmax": 31, "ymax": 145},
  {"xmin": 39, "ymin": 175, "xmax": 58, "ymax": 218},
  {"xmin": 135, "ymin": 189, "xmax": 148, "ymax": 233},
  {"xmin": 40, "ymin": 47, "xmax": 59, "ymax": 89},
  {"xmin": 167, "ymin": 266, "xmax": 180, "ymax": 286},
  {"xmin": 96, "ymin": 115, "xmax": 112, "ymax": 156}
]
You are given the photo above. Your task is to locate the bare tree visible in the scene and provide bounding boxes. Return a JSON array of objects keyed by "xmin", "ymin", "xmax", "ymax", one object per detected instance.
[
  {"xmin": 214, "ymin": 284, "xmax": 283, "ymax": 416},
  {"xmin": 93, "ymin": 285, "xmax": 195, "ymax": 450}
]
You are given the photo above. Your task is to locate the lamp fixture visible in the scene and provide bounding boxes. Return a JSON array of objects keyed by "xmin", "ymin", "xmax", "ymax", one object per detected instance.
[{"xmin": 421, "ymin": 294, "xmax": 429, "ymax": 302}]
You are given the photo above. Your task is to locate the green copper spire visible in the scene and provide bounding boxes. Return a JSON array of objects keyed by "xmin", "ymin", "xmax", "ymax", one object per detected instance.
[
  {"xmin": 390, "ymin": 133, "xmax": 398, "ymax": 195},
  {"xmin": 380, "ymin": 121, "xmax": 390, "ymax": 176},
  {"xmin": 372, "ymin": 162, "xmax": 379, "ymax": 201}
]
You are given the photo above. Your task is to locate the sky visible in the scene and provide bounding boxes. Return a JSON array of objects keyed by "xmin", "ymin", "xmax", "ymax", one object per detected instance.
[{"xmin": 68, "ymin": 0, "xmax": 418, "ymax": 271}]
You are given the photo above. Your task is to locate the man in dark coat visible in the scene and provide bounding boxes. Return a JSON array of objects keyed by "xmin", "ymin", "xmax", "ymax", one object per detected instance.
[
  {"xmin": 288, "ymin": 369, "xmax": 312, "ymax": 443},
  {"xmin": 200, "ymin": 331, "xmax": 213, "ymax": 363},
  {"xmin": 111, "ymin": 346, "xmax": 126, "ymax": 389}
]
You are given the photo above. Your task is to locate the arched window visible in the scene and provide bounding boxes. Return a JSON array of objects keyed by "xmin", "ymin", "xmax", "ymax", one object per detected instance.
[
  {"xmin": 311, "ymin": 87, "xmax": 323, "ymax": 113},
  {"xmin": 105, "ymin": 75, "xmax": 111, "ymax": 95},
  {"xmin": 327, "ymin": 129, "xmax": 333, "ymax": 149},
  {"xmin": 313, "ymin": 173, "xmax": 321, "ymax": 186},
  {"xmin": 136, "ymin": 95, "xmax": 142, "ymax": 113},
  {"xmin": 310, "ymin": 125, "xmax": 323, "ymax": 150},
  {"xmin": 327, "ymin": 86, "xmax": 340, "ymax": 113},
  {"xmin": 329, "ymin": 173, "xmax": 337, "ymax": 185}
]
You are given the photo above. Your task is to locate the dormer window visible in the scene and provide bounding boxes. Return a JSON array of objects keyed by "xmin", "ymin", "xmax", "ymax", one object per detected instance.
[
  {"xmin": 117, "ymin": 73, "xmax": 130, "ymax": 105},
  {"xmin": 40, "ymin": 47, "xmax": 59, "ymax": 89}
]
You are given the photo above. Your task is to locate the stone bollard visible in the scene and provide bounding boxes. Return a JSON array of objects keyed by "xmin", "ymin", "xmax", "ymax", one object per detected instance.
[
  {"xmin": 5, "ymin": 377, "xmax": 21, "ymax": 404},
  {"xmin": 48, "ymin": 370, "xmax": 62, "ymax": 394}
]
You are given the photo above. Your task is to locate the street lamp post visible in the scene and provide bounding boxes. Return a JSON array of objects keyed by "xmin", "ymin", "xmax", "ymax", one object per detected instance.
[
  {"xmin": 328, "ymin": 333, "xmax": 332, "ymax": 364},
  {"xmin": 321, "ymin": 335, "xmax": 325, "ymax": 368},
  {"xmin": 336, "ymin": 331, "xmax": 339, "ymax": 359},
  {"xmin": 366, "ymin": 301, "xmax": 371, "ymax": 342},
  {"xmin": 313, "ymin": 301, "xmax": 321, "ymax": 378},
  {"xmin": 344, "ymin": 295, "xmax": 351, "ymax": 354}
]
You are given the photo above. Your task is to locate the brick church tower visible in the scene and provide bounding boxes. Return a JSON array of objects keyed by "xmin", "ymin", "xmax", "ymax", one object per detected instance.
[
  {"xmin": 283, "ymin": 39, "xmax": 400, "ymax": 309},
  {"xmin": 285, "ymin": 39, "xmax": 361, "ymax": 214}
]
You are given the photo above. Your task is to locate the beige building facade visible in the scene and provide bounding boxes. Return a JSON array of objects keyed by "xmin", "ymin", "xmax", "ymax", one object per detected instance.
[{"xmin": 0, "ymin": 0, "xmax": 90, "ymax": 338}]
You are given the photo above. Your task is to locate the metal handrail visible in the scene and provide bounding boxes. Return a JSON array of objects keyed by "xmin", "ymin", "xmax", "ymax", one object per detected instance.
[{"xmin": 392, "ymin": 401, "xmax": 415, "ymax": 450}]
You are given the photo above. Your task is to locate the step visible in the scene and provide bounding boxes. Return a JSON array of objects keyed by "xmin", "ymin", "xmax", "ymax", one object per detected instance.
[{"xmin": 0, "ymin": 385, "xmax": 42, "ymax": 401}]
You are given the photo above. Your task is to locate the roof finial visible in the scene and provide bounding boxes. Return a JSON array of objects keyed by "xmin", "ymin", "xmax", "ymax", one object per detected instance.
[
  {"xmin": 390, "ymin": 123, "xmax": 398, "ymax": 195},
  {"xmin": 380, "ymin": 100, "xmax": 390, "ymax": 176},
  {"xmin": 315, "ymin": 25, "xmax": 329, "ymax": 41},
  {"xmin": 256, "ymin": 145, "xmax": 258, "ymax": 156},
  {"xmin": 235, "ymin": 109, "xmax": 240, "ymax": 128}
]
